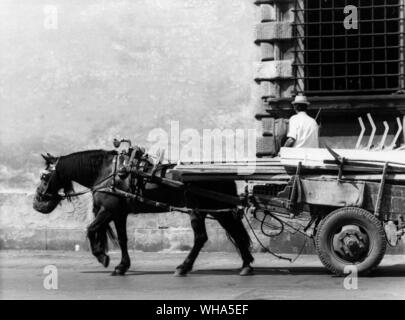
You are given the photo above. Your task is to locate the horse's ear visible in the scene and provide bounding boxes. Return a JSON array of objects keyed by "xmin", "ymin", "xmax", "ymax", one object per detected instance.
[{"xmin": 42, "ymin": 153, "xmax": 56, "ymax": 164}]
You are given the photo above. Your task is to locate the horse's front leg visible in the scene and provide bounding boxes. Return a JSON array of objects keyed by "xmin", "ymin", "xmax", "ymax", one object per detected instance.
[
  {"xmin": 111, "ymin": 213, "xmax": 131, "ymax": 276},
  {"xmin": 87, "ymin": 206, "xmax": 114, "ymax": 268},
  {"xmin": 175, "ymin": 210, "xmax": 207, "ymax": 277}
]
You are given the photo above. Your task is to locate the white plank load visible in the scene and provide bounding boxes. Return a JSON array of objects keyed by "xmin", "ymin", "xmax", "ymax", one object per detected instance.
[
  {"xmin": 170, "ymin": 159, "xmax": 288, "ymax": 181},
  {"xmin": 280, "ymin": 147, "xmax": 405, "ymax": 174}
]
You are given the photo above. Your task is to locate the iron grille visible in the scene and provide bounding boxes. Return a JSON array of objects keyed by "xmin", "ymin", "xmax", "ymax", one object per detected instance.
[{"xmin": 293, "ymin": 0, "xmax": 405, "ymax": 96}]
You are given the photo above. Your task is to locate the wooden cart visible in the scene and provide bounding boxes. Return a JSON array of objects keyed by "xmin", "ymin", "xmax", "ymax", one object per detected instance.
[{"xmin": 114, "ymin": 139, "xmax": 405, "ymax": 275}]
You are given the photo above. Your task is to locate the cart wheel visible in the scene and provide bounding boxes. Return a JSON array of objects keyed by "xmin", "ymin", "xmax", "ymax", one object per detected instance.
[{"xmin": 315, "ymin": 207, "xmax": 386, "ymax": 276}]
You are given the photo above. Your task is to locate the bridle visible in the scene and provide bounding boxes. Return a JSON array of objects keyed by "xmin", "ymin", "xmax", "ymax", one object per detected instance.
[
  {"xmin": 36, "ymin": 158, "xmax": 62, "ymax": 201},
  {"xmin": 36, "ymin": 147, "xmax": 163, "ymax": 203},
  {"xmin": 36, "ymin": 155, "xmax": 120, "ymax": 201}
]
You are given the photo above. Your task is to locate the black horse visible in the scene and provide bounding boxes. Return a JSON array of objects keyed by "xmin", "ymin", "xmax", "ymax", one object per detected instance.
[{"xmin": 33, "ymin": 149, "xmax": 254, "ymax": 276}]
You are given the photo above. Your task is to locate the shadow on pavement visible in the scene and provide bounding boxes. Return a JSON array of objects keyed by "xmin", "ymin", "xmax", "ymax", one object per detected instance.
[
  {"xmin": 365, "ymin": 264, "xmax": 405, "ymax": 278},
  {"xmin": 79, "ymin": 264, "xmax": 405, "ymax": 277},
  {"xmin": 80, "ymin": 266, "xmax": 329, "ymax": 276}
]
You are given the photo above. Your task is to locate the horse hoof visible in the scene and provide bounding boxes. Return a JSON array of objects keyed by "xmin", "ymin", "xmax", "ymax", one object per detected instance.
[
  {"xmin": 98, "ymin": 255, "xmax": 110, "ymax": 268},
  {"xmin": 174, "ymin": 268, "xmax": 188, "ymax": 277},
  {"xmin": 240, "ymin": 266, "xmax": 254, "ymax": 276},
  {"xmin": 111, "ymin": 269, "xmax": 126, "ymax": 276}
]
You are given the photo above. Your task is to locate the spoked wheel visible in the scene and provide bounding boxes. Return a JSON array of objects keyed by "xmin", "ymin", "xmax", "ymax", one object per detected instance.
[{"xmin": 315, "ymin": 207, "xmax": 386, "ymax": 276}]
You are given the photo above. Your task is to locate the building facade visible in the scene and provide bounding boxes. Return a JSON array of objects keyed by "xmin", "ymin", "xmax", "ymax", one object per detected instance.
[{"xmin": 254, "ymin": 0, "xmax": 405, "ymax": 155}]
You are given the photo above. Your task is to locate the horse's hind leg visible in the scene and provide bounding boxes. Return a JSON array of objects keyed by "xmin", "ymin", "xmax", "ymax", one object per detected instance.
[
  {"xmin": 111, "ymin": 213, "xmax": 131, "ymax": 276},
  {"xmin": 87, "ymin": 206, "xmax": 114, "ymax": 268},
  {"xmin": 174, "ymin": 211, "xmax": 207, "ymax": 277},
  {"xmin": 215, "ymin": 213, "xmax": 254, "ymax": 276}
]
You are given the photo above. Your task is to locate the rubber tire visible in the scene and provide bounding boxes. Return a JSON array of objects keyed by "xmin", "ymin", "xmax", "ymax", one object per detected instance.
[{"xmin": 315, "ymin": 207, "xmax": 386, "ymax": 276}]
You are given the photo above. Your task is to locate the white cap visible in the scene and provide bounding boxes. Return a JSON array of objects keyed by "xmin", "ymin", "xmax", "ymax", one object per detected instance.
[{"xmin": 292, "ymin": 94, "xmax": 310, "ymax": 105}]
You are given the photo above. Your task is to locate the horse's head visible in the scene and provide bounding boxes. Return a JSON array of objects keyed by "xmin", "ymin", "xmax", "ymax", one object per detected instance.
[
  {"xmin": 33, "ymin": 149, "xmax": 115, "ymax": 214},
  {"xmin": 33, "ymin": 153, "xmax": 66, "ymax": 214}
]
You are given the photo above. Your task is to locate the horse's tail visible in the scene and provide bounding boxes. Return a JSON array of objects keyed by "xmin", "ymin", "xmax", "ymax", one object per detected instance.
[
  {"xmin": 106, "ymin": 224, "xmax": 118, "ymax": 247},
  {"xmin": 93, "ymin": 223, "xmax": 118, "ymax": 252}
]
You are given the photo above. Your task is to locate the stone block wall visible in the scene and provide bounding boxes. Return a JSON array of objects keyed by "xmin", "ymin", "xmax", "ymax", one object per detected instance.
[
  {"xmin": 253, "ymin": 0, "xmax": 297, "ymax": 156},
  {"xmin": 253, "ymin": 0, "xmax": 405, "ymax": 155}
]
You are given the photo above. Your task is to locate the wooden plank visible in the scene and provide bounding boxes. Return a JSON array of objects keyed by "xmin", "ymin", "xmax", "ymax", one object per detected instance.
[
  {"xmin": 280, "ymin": 147, "xmax": 405, "ymax": 165},
  {"xmin": 280, "ymin": 147, "xmax": 405, "ymax": 175},
  {"xmin": 173, "ymin": 159, "xmax": 288, "ymax": 178},
  {"xmin": 175, "ymin": 174, "xmax": 292, "ymax": 182},
  {"xmin": 175, "ymin": 165, "xmax": 285, "ymax": 169},
  {"xmin": 282, "ymin": 160, "xmax": 388, "ymax": 173},
  {"xmin": 308, "ymin": 174, "xmax": 405, "ymax": 181},
  {"xmin": 179, "ymin": 158, "xmax": 281, "ymax": 164}
]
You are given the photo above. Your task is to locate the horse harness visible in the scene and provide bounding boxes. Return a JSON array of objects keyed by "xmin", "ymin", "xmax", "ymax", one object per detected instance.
[
  {"xmin": 39, "ymin": 144, "xmax": 244, "ymax": 216},
  {"xmin": 96, "ymin": 147, "xmax": 192, "ymax": 212}
]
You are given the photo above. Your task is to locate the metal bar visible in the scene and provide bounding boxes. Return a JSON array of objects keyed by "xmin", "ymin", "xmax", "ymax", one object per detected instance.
[
  {"xmin": 366, "ymin": 113, "xmax": 377, "ymax": 150},
  {"xmin": 295, "ymin": 18, "xmax": 402, "ymax": 24},
  {"xmin": 355, "ymin": 117, "xmax": 366, "ymax": 149},
  {"xmin": 388, "ymin": 117, "xmax": 403, "ymax": 149},
  {"xmin": 289, "ymin": 89, "xmax": 401, "ymax": 95},
  {"xmin": 296, "ymin": 4, "xmax": 401, "ymax": 11},
  {"xmin": 296, "ymin": 73, "xmax": 401, "ymax": 78},
  {"xmin": 295, "ymin": 32, "xmax": 405, "ymax": 38},
  {"xmin": 376, "ymin": 121, "xmax": 390, "ymax": 150},
  {"xmin": 337, "ymin": 157, "xmax": 346, "ymax": 181},
  {"xmin": 294, "ymin": 0, "xmax": 305, "ymax": 94},
  {"xmin": 294, "ymin": 46, "xmax": 402, "ymax": 52},
  {"xmin": 288, "ymin": 161, "xmax": 302, "ymax": 210},
  {"xmin": 399, "ymin": 0, "xmax": 405, "ymax": 91},
  {"xmin": 371, "ymin": 5, "xmax": 375, "ymax": 90},
  {"xmin": 295, "ymin": 60, "xmax": 402, "ymax": 65},
  {"xmin": 288, "ymin": 87, "xmax": 401, "ymax": 92},
  {"xmin": 374, "ymin": 162, "xmax": 388, "ymax": 217}
]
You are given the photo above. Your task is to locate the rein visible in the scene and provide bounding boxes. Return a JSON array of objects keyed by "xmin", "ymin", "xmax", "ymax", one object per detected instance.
[
  {"xmin": 59, "ymin": 172, "xmax": 117, "ymax": 199},
  {"xmin": 59, "ymin": 154, "xmax": 121, "ymax": 199},
  {"xmin": 39, "ymin": 155, "xmax": 119, "ymax": 201}
]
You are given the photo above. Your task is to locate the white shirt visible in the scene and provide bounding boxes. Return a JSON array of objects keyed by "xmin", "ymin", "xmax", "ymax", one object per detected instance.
[{"xmin": 287, "ymin": 111, "xmax": 319, "ymax": 148}]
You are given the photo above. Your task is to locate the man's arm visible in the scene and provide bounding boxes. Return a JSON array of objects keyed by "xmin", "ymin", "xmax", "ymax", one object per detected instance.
[
  {"xmin": 284, "ymin": 115, "xmax": 297, "ymax": 148},
  {"xmin": 284, "ymin": 137, "xmax": 296, "ymax": 147}
]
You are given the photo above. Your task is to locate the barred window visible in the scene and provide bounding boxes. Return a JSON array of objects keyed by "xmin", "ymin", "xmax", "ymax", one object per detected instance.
[{"xmin": 294, "ymin": 0, "xmax": 404, "ymax": 96}]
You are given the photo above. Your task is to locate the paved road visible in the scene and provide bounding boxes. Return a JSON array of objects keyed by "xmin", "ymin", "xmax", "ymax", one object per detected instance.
[{"xmin": 1, "ymin": 250, "xmax": 405, "ymax": 299}]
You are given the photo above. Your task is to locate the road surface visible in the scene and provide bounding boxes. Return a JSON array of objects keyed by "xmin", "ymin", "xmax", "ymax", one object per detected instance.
[{"xmin": 1, "ymin": 250, "xmax": 405, "ymax": 299}]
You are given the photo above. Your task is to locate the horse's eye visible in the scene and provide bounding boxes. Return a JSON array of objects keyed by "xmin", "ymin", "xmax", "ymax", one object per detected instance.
[{"xmin": 40, "ymin": 170, "xmax": 50, "ymax": 180}]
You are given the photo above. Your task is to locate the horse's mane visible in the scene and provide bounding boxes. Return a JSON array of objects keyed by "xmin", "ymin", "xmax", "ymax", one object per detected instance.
[
  {"xmin": 60, "ymin": 149, "xmax": 117, "ymax": 162},
  {"xmin": 57, "ymin": 149, "xmax": 118, "ymax": 191}
]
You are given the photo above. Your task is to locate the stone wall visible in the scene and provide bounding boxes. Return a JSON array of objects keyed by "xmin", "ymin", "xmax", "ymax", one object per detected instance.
[
  {"xmin": 0, "ymin": 0, "xmax": 260, "ymax": 251},
  {"xmin": 253, "ymin": 0, "xmax": 405, "ymax": 156}
]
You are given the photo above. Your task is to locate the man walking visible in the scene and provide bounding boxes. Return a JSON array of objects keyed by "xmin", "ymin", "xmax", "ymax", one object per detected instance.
[{"xmin": 284, "ymin": 94, "xmax": 319, "ymax": 148}]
